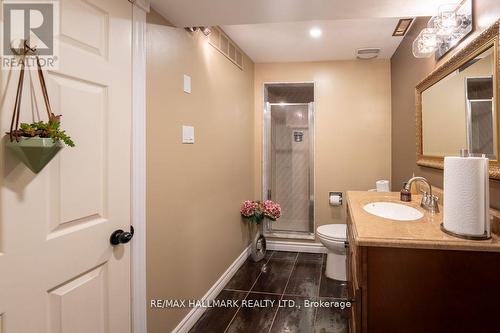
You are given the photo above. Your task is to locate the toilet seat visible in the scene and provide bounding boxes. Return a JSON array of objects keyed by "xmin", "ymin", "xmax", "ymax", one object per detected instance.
[{"xmin": 317, "ymin": 224, "xmax": 347, "ymax": 241}]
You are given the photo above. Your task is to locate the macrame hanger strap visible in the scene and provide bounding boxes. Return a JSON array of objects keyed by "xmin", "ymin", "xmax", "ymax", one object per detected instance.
[
  {"xmin": 9, "ymin": 46, "xmax": 28, "ymax": 142},
  {"xmin": 8, "ymin": 41, "xmax": 55, "ymax": 142},
  {"xmin": 35, "ymin": 54, "xmax": 53, "ymax": 120}
]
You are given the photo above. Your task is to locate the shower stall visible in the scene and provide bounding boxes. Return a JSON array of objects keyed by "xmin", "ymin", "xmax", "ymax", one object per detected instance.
[{"xmin": 263, "ymin": 83, "xmax": 315, "ymax": 239}]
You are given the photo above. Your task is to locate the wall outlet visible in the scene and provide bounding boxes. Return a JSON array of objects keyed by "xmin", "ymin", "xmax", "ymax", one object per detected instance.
[{"xmin": 182, "ymin": 125, "xmax": 195, "ymax": 144}]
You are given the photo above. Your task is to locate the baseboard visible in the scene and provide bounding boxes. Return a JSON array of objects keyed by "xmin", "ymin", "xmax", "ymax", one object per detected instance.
[
  {"xmin": 172, "ymin": 244, "xmax": 251, "ymax": 333},
  {"xmin": 267, "ymin": 240, "xmax": 327, "ymax": 253}
]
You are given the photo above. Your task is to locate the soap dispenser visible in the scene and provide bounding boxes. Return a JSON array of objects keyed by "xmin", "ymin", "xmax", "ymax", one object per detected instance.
[{"xmin": 400, "ymin": 182, "xmax": 411, "ymax": 202}]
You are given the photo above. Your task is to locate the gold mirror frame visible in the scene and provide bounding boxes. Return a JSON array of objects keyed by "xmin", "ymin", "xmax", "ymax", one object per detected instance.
[{"xmin": 416, "ymin": 20, "xmax": 500, "ymax": 179}]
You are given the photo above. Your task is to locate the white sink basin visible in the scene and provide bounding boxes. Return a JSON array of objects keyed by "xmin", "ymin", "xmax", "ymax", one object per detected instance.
[{"xmin": 363, "ymin": 202, "xmax": 423, "ymax": 221}]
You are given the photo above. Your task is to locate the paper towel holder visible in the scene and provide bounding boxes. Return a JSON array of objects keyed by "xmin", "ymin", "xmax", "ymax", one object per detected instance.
[
  {"xmin": 329, "ymin": 192, "xmax": 343, "ymax": 206},
  {"xmin": 439, "ymin": 151, "xmax": 491, "ymax": 240},
  {"xmin": 440, "ymin": 223, "xmax": 491, "ymax": 240}
]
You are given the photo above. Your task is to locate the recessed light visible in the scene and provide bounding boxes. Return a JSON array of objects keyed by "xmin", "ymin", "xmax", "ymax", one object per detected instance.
[{"xmin": 309, "ymin": 28, "xmax": 322, "ymax": 38}]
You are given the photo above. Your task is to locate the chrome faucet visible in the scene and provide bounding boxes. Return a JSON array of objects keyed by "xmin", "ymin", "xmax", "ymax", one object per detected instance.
[{"xmin": 404, "ymin": 176, "xmax": 439, "ymax": 214}]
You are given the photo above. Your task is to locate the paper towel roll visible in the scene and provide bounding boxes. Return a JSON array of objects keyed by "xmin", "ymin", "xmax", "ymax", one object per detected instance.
[{"xmin": 443, "ymin": 156, "xmax": 489, "ymax": 236}]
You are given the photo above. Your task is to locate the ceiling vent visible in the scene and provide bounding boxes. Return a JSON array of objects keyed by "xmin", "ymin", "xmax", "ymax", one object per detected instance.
[
  {"xmin": 356, "ymin": 48, "xmax": 381, "ymax": 60},
  {"xmin": 207, "ymin": 27, "xmax": 244, "ymax": 70},
  {"xmin": 392, "ymin": 18, "xmax": 414, "ymax": 37}
]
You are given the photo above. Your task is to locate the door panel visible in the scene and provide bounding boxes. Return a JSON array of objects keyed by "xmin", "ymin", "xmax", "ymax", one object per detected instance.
[
  {"xmin": 0, "ymin": 0, "xmax": 132, "ymax": 332},
  {"xmin": 50, "ymin": 73, "xmax": 106, "ymax": 226},
  {"xmin": 60, "ymin": 0, "xmax": 109, "ymax": 58},
  {"xmin": 48, "ymin": 264, "xmax": 108, "ymax": 333}
]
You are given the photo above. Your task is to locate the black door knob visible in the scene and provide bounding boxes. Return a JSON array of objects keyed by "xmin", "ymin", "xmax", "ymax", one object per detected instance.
[{"xmin": 110, "ymin": 226, "xmax": 134, "ymax": 245}]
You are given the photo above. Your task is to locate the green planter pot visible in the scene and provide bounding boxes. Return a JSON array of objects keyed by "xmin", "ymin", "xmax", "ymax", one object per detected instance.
[{"xmin": 6, "ymin": 137, "xmax": 63, "ymax": 173}]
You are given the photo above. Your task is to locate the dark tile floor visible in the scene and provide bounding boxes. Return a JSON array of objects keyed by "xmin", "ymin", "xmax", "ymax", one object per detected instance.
[{"xmin": 189, "ymin": 251, "xmax": 351, "ymax": 333}]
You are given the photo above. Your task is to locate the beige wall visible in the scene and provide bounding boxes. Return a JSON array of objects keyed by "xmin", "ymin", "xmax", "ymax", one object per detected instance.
[
  {"xmin": 146, "ymin": 10, "xmax": 255, "ymax": 332},
  {"xmin": 254, "ymin": 60, "xmax": 392, "ymax": 237},
  {"xmin": 391, "ymin": 2, "xmax": 500, "ymax": 208}
]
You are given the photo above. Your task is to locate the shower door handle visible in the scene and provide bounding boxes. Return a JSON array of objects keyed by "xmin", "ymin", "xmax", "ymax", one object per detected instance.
[{"xmin": 267, "ymin": 189, "xmax": 272, "ymax": 200}]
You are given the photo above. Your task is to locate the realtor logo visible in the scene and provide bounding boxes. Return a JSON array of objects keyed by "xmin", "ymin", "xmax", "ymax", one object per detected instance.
[{"xmin": 1, "ymin": 1, "xmax": 59, "ymax": 69}]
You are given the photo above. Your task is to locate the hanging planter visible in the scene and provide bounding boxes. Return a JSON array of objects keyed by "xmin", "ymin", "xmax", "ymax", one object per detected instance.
[
  {"xmin": 240, "ymin": 200, "xmax": 282, "ymax": 262},
  {"xmin": 5, "ymin": 42, "xmax": 74, "ymax": 173},
  {"xmin": 6, "ymin": 137, "xmax": 63, "ymax": 173}
]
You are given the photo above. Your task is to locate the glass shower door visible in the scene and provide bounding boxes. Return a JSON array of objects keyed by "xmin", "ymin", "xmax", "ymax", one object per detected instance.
[{"xmin": 264, "ymin": 102, "xmax": 314, "ymax": 238}]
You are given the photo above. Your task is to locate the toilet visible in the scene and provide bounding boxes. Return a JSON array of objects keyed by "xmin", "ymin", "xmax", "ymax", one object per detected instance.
[{"xmin": 317, "ymin": 224, "xmax": 347, "ymax": 281}]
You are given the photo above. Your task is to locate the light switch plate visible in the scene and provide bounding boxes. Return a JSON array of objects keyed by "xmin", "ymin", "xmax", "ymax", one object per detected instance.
[
  {"xmin": 183, "ymin": 74, "xmax": 191, "ymax": 94},
  {"xmin": 182, "ymin": 125, "xmax": 195, "ymax": 144}
]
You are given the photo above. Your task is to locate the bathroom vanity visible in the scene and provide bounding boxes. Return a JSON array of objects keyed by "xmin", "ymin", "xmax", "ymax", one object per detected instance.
[{"xmin": 346, "ymin": 191, "xmax": 500, "ymax": 333}]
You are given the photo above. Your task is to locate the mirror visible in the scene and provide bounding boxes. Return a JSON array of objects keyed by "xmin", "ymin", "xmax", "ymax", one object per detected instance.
[
  {"xmin": 416, "ymin": 20, "xmax": 500, "ymax": 179},
  {"xmin": 421, "ymin": 47, "xmax": 495, "ymax": 158}
]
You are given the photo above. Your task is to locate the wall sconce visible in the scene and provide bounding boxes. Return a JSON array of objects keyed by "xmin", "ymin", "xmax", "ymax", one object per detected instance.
[
  {"xmin": 200, "ymin": 27, "xmax": 212, "ymax": 36},
  {"xmin": 412, "ymin": 0, "xmax": 472, "ymax": 59},
  {"xmin": 184, "ymin": 26, "xmax": 212, "ymax": 36}
]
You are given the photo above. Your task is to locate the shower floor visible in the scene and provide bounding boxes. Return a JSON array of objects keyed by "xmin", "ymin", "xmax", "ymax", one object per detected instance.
[{"xmin": 189, "ymin": 251, "xmax": 350, "ymax": 333}]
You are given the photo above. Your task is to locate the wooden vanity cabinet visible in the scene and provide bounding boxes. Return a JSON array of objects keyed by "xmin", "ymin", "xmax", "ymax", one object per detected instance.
[
  {"xmin": 346, "ymin": 206, "xmax": 500, "ymax": 333},
  {"xmin": 346, "ymin": 213, "xmax": 364, "ymax": 333}
]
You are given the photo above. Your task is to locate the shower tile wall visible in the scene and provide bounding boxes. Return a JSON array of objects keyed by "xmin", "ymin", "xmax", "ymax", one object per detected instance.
[{"xmin": 270, "ymin": 105, "xmax": 310, "ymax": 233}]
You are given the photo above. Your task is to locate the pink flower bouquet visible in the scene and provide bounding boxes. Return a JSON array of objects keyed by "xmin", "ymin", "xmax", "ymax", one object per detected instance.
[{"xmin": 240, "ymin": 200, "xmax": 281, "ymax": 223}]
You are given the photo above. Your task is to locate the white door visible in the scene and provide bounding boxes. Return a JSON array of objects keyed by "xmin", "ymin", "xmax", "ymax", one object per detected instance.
[{"xmin": 0, "ymin": 0, "xmax": 132, "ymax": 332}]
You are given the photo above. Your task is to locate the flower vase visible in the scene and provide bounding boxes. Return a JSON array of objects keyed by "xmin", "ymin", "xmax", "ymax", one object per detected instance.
[{"xmin": 250, "ymin": 222, "xmax": 267, "ymax": 262}]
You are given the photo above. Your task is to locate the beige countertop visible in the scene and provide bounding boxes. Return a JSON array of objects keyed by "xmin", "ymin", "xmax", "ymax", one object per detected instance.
[{"xmin": 346, "ymin": 191, "xmax": 500, "ymax": 252}]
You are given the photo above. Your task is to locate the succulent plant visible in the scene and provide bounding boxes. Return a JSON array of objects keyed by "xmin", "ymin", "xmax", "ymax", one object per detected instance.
[{"xmin": 10, "ymin": 115, "xmax": 75, "ymax": 147}]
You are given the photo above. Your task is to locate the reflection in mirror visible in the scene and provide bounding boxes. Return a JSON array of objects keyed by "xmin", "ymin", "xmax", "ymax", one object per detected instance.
[
  {"xmin": 421, "ymin": 47, "xmax": 496, "ymax": 159},
  {"xmin": 466, "ymin": 77, "xmax": 495, "ymax": 156}
]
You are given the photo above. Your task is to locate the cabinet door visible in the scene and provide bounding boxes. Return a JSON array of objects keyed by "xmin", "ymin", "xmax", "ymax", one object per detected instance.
[{"xmin": 346, "ymin": 211, "xmax": 362, "ymax": 332}]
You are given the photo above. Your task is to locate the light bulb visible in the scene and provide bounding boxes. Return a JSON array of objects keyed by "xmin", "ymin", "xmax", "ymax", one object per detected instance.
[
  {"xmin": 439, "ymin": 4, "xmax": 460, "ymax": 29},
  {"xmin": 412, "ymin": 28, "xmax": 438, "ymax": 58},
  {"xmin": 309, "ymin": 28, "xmax": 322, "ymax": 38}
]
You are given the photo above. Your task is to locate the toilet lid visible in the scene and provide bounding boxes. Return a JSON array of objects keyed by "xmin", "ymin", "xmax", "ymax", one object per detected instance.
[{"xmin": 317, "ymin": 224, "xmax": 347, "ymax": 241}]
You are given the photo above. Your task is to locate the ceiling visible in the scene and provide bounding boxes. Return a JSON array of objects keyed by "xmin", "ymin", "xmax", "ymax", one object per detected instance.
[
  {"xmin": 222, "ymin": 19, "xmax": 404, "ymax": 62},
  {"xmin": 150, "ymin": 0, "xmax": 451, "ymax": 26},
  {"xmin": 150, "ymin": 0, "xmax": 454, "ymax": 62}
]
